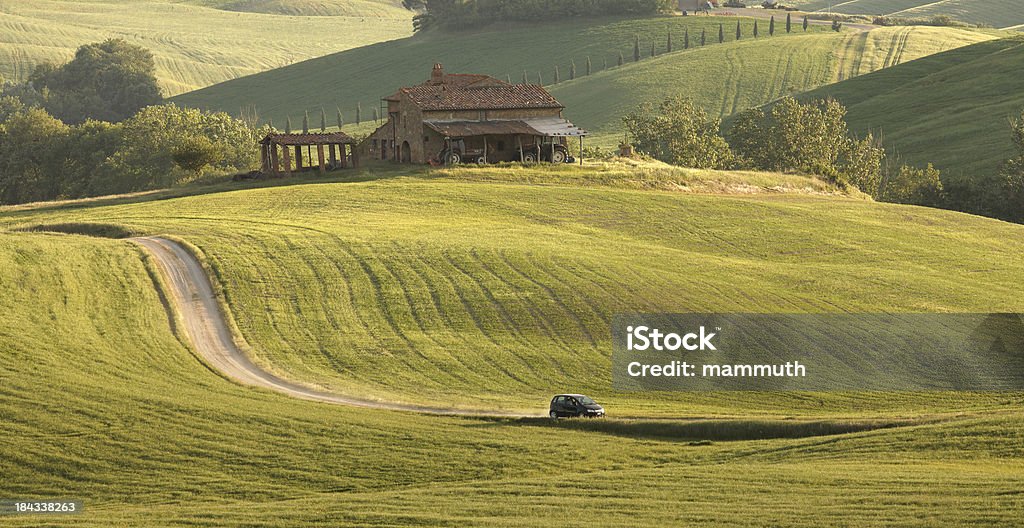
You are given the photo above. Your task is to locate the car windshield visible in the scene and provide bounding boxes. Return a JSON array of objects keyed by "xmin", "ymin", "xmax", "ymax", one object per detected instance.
[{"xmin": 575, "ymin": 396, "xmax": 595, "ymax": 405}]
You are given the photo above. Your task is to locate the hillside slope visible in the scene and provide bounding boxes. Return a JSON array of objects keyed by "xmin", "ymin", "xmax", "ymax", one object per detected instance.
[
  {"xmin": 551, "ymin": 26, "xmax": 991, "ymax": 141},
  {"xmin": 0, "ymin": 0, "xmax": 412, "ymax": 96},
  {"xmin": 797, "ymin": 35, "xmax": 1024, "ymax": 180},
  {"xmin": 790, "ymin": 0, "xmax": 1024, "ymax": 29},
  {"xmin": 5, "ymin": 163, "xmax": 1024, "ymax": 414}
]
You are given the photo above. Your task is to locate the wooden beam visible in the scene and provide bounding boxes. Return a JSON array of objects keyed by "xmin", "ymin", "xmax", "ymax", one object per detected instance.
[
  {"xmin": 271, "ymin": 144, "xmax": 280, "ymax": 175},
  {"xmin": 317, "ymin": 144, "xmax": 326, "ymax": 174},
  {"xmin": 294, "ymin": 146, "xmax": 303, "ymax": 170},
  {"xmin": 329, "ymin": 143, "xmax": 338, "ymax": 169},
  {"xmin": 516, "ymin": 135, "xmax": 523, "ymax": 162},
  {"xmin": 282, "ymin": 144, "xmax": 292, "ymax": 176},
  {"xmin": 483, "ymin": 135, "xmax": 488, "ymax": 164}
]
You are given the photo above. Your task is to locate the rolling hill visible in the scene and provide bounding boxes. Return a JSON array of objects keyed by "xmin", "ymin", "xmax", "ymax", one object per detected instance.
[
  {"xmin": 789, "ymin": 0, "xmax": 1024, "ymax": 30},
  {"xmin": 2, "ymin": 163, "xmax": 1024, "ymax": 525},
  {"xmin": 5, "ymin": 162, "xmax": 1024, "ymax": 414},
  {"xmin": 796, "ymin": 35, "xmax": 1024, "ymax": 181},
  {"xmin": 0, "ymin": 0, "xmax": 412, "ymax": 96},
  {"xmin": 550, "ymin": 25, "xmax": 992, "ymax": 144},
  {"xmin": 169, "ymin": 16, "xmax": 993, "ymax": 147}
]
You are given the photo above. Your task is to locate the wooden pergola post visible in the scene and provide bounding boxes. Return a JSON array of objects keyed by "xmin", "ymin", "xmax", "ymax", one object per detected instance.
[
  {"xmin": 536, "ymin": 138, "xmax": 541, "ymax": 164},
  {"xmin": 317, "ymin": 144, "xmax": 326, "ymax": 174},
  {"xmin": 271, "ymin": 143, "xmax": 280, "ymax": 175},
  {"xmin": 580, "ymin": 136, "xmax": 584, "ymax": 166},
  {"xmin": 294, "ymin": 146, "xmax": 303, "ymax": 171},
  {"xmin": 282, "ymin": 144, "xmax": 292, "ymax": 176},
  {"xmin": 516, "ymin": 135, "xmax": 524, "ymax": 162},
  {"xmin": 329, "ymin": 143, "xmax": 338, "ymax": 169},
  {"xmin": 483, "ymin": 135, "xmax": 488, "ymax": 164}
]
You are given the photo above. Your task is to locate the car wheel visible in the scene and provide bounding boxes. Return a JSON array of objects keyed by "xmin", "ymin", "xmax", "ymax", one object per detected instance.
[
  {"xmin": 522, "ymin": 152, "xmax": 537, "ymax": 163},
  {"xmin": 549, "ymin": 411, "xmax": 558, "ymax": 419},
  {"xmin": 551, "ymin": 149, "xmax": 567, "ymax": 164},
  {"xmin": 446, "ymin": 152, "xmax": 462, "ymax": 165},
  {"xmin": 476, "ymin": 156, "xmax": 487, "ymax": 165}
]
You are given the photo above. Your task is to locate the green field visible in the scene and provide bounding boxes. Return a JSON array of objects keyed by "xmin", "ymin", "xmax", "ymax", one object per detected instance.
[
  {"xmin": 550, "ymin": 25, "xmax": 992, "ymax": 144},
  {"xmin": 0, "ymin": 0, "xmax": 412, "ymax": 96},
  {"xmin": 4, "ymin": 162, "xmax": 1024, "ymax": 414},
  {"xmin": 797, "ymin": 35, "xmax": 1024, "ymax": 181},
  {"xmin": 789, "ymin": 0, "xmax": 1024, "ymax": 29},
  {"xmin": 2, "ymin": 164, "xmax": 1024, "ymax": 525}
]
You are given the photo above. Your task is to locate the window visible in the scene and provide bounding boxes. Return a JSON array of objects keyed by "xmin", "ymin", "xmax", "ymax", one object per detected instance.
[{"xmin": 372, "ymin": 139, "xmax": 378, "ymax": 149}]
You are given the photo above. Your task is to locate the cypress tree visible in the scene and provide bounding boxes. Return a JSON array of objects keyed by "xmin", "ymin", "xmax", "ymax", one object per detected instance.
[
  {"xmin": 803, "ymin": 15, "xmax": 809, "ymax": 31},
  {"xmin": 285, "ymin": 116, "xmax": 292, "ymax": 134},
  {"xmin": 523, "ymin": 70, "xmax": 529, "ymax": 83},
  {"xmin": 754, "ymin": 20, "xmax": 759, "ymax": 38},
  {"xmin": 302, "ymin": 110, "xmax": 309, "ymax": 134},
  {"xmin": 506, "ymin": 73, "xmax": 512, "ymax": 83},
  {"xmin": 634, "ymin": 35, "xmax": 641, "ymax": 62},
  {"xmin": 650, "ymin": 41, "xmax": 656, "ymax": 57},
  {"xmin": 586, "ymin": 56, "xmax": 592, "ymax": 76},
  {"xmin": 355, "ymin": 103, "xmax": 361, "ymax": 125},
  {"xmin": 537, "ymin": 71, "xmax": 543, "ymax": 84},
  {"xmin": 667, "ymin": 30, "xmax": 673, "ymax": 53},
  {"xmin": 554, "ymin": 65, "xmax": 560, "ymax": 83},
  {"xmin": 570, "ymin": 60, "xmax": 576, "ymax": 80},
  {"xmin": 618, "ymin": 51, "xmax": 625, "ymax": 66},
  {"xmin": 719, "ymin": 24, "xmax": 725, "ymax": 43},
  {"xmin": 269, "ymin": 118, "xmax": 274, "ymax": 131},
  {"xmin": 786, "ymin": 12, "xmax": 792, "ymax": 33},
  {"xmin": 684, "ymin": 28, "xmax": 689, "ymax": 49},
  {"xmin": 770, "ymin": 16, "xmax": 775, "ymax": 36},
  {"xmin": 604, "ymin": 57, "xmax": 608, "ymax": 70},
  {"xmin": 701, "ymin": 28, "xmax": 707, "ymax": 46},
  {"xmin": 736, "ymin": 21, "xmax": 742, "ymax": 40},
  {"xmin": 373, "ymin": 107, "xmax": 379, "ymax": 123},
  {"xmin": 336, "ymin": 107, "xmax": 343, "ymax": 129},
  {"xmin": 320, "ymin": 107, "xmax": 327, "ymax": 132}
]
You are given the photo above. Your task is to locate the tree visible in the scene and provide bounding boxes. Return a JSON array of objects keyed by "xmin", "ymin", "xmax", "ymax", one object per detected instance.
[
  {"xmin": 172, "ymin": 135, "xmax": 223, "ymax": 175},
  {"xmin": 506, "ymin": 73, "xmax": 512, "ymax": 83},
  {"xmin": 997, "ymin": 112, "xmax": 1024, "ymax": 221},
  {"xmin": 786, "ymin": 12, "xmax": 792, "ymax": 33},
  {"xmin": 586, "ymin": 56, "xmax": 593, "ymax": 76},
  {"xmin": 769, "ymin": 16, "xmax": 775, "ymax": 36},
  {"xmin": 667, "ymin": 29, "xmax": 673, "ymax": 53},
  {"xmin": 736, "ymin": 21, "xmax": 742, "ymax": 40},
  {"xmin": 570, "ymin": 60, "xmax": 577, "ymax": 80},
  {"xmin": 841, "ymin": 133, "xmax": 885, "ymax": 196},
  {"xmin": 373, "ymin": 107, "xmax": 380, "ymax": 123},
  {"xmin": 701, "ymin": 28, "xmax": 706, "ymax": 46},
  {"xmin": 882, "ymin": 164, "xmax": 944, "ymax": 206},
  {"xmin": 634, "ymin": 35, "xmax": 641, "ymax": 62},
  {"xmin": 618, "ymin": 52, "xmax": 625, "ymax": 66},
  {"xmin": 28, "ymin": 39, "xmax": 162, "ymax": 124},
  {"xmin": 684, "ymin": 28, "xmax": 690, "ymax": 49},
  {"xmin": 522, "ymin": 70, "xmax": 529, "ymax": 83},
  {"xmin": 320, "ymin": 108, "xmax": 327, "ymax": 132},
  {"xmin": 285, "ymin": 116, "xmax": 292, "ymax": 134},
  {"xmin": 0, "ymin": 107, "xmax": 70, "ymax": 203},
  {"xmin": 804, "ymin": 15, "xmax": 809, "ymax": 31},
  {"xmin": 302, "ymin": 111, "xmax": 309, "ymax": 134},
  {"xmin": 754, "ymin": 20, "xmax": 759, "ymax": 38},
  {"xmin": 719, "ymin": 23, "xmax": 725, "ymax": 43},
  {"xmin": 554, "ymin": 65, "xmax": 560, "ymax": 83},
  {"xmin": 537, "ymin": 71, "xmax": 543, "ymax": 84},
  {"xmin": 650, "ymin": 41, "xmax": 656, "ymax": 58},
  {"xmin": 356, "ymin": 103, "xmax": 361, "ymax": 125},
  {"xmin": 336, "ymin": 107, "xmax": 344, "ymax": 129},
  {"xmin": 623, "ymin": 96, "xmax": 733, "ymax": 169}
]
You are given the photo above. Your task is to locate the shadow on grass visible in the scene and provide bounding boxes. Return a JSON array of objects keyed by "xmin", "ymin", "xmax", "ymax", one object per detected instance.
[{"xmin": 476, "ymin": 417, "xmax": 922, "ymax": 443}]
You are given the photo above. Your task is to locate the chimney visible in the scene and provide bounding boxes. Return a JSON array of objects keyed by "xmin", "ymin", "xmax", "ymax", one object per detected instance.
[{"xmin": 431, "ymin": 63, "xmax": 444, "ymax": 84}]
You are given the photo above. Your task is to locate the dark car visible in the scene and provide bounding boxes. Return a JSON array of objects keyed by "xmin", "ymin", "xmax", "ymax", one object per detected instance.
[{"xmin": 549, "ymin": 394, "xmax": 604, "ymax": 419}]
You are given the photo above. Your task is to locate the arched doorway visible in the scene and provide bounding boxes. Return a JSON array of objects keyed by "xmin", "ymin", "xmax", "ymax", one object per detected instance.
[{"xmin": 401, "ymin": 141, "xmax": 411, "ymax": 163}]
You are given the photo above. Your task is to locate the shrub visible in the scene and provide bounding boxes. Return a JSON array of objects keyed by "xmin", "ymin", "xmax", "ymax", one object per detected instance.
[
  {"xmin": 172, "ymin": 136, "xmax": 224, "ymax": 176},
  {"xmin": 623, "ymin": 97, "xmax": 733, "ymax": 169},
  {"xmin": 881, "ymin": 164, "xmax": 944, "ymax": 206}
]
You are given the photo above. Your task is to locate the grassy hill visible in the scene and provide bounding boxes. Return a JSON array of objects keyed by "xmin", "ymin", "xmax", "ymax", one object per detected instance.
[
  {"xmin": 0, "ymin": 0, "xmax": 412, "ymax": 96},
  {"xmin": 1, "ymin": 164, "xmax": 1024, "ymax": 525},
  {"xmin": 4, "ymin": 162, "xmax": 1024, "ymax": 414},
  {"xmin": 796, "ymin": 35, "xmax": 1024, "ymax": 181},
  {"xmin": 789, "ymin": 0, "xmax": 1024, "ymax": 29},
  {"xmin": 550, "ymin": 25, "xmax": 992, "ymax": 144},
  {"xmin": 168, "ymin": 16, "xmax": 992, "ymax": 146}
]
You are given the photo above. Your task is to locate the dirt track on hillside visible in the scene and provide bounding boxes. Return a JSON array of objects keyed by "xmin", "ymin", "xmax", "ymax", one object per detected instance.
[{"xmin": 133, "ymin": 236, "xmax": 541, "ymax": 417}]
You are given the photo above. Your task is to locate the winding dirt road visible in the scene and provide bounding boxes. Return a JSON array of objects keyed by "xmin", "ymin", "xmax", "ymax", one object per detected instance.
[{"xmin": 133, "ymin": 236, "xmax": 539, "ymax": 417}]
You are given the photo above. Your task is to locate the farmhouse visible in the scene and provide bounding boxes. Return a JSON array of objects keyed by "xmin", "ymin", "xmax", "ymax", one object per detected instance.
[{"xmin": 361, "ymin": 64, "xmax": 586, "ymax": 165}]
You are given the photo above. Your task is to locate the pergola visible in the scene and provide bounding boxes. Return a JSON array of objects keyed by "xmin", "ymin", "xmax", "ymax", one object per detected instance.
[{"xmin": 260, "ymin": 132, "xmax": 357, "ymax": 176}]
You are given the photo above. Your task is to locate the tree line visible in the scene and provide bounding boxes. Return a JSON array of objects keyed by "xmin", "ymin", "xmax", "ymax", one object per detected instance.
[
  {"xmin": 0, "ymin": 39, "xmax": 267, "ymax": 205},
  {"xmin": 402, "ymin": 0, "xmax": 675, "ymax": 31}
]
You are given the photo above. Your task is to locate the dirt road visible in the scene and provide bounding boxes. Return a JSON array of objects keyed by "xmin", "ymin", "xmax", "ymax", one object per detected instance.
[{"xmin": 133, "ymin": 236, "xmax": 540, "ymax": 417}]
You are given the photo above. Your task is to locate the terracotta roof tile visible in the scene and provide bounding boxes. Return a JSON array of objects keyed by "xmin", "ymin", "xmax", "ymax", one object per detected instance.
[
  {"xmin": 261, "ymin": 132, "xmax": 355, "ymax": 146},
  {"xmin": 401, "ymin": 84, "xmax": 563, "ymax": 111}
]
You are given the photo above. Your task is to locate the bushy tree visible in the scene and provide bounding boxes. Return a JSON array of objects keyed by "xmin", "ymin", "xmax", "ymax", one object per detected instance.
[
  {"xmin": 997, "ymin": 112, "xmax": 1024, "ymax": 221},
  {"xmin": 841, "ymin": 133, "xmax": 885, "ymax": 196},
  {"xmin": 28, "ymin": 39, "xmax": 161, "ymax": 124},
  {"xmin": 881, "ymin": 164, "xmax": 944, "ymax": 206},
  {"xmin": 0, "ymin": 107, "xmax": 70, "ymax": 203},
  {"xmin": 623, "ymin": 97, "xmax": 733, "ymax": 169},
  {"xmin": 172, "ymin": 135, "xmax": 223, "ymax": 175}
]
